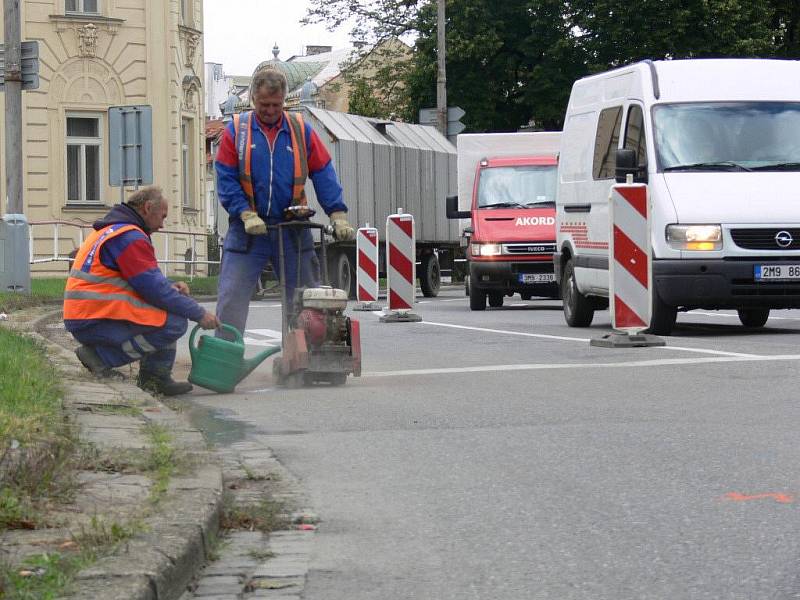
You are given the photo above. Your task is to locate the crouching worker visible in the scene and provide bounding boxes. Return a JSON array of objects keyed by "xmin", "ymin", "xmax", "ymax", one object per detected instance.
[{"xmin": 63, "ymin": 186, "xmax": 220, "ymax": 396}]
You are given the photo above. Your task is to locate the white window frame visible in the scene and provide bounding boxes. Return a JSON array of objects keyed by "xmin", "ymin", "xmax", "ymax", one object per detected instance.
[
  {"xmin": 65, "ymin": 0, "xmax": 100, "ymax": 15},
  {"xmin": 181, "ymin": 118, "xmax": 193, "ymax": 208},
  {"xmin": 66, "ymin": 112, "xmax": 104, "ymax": 205}
]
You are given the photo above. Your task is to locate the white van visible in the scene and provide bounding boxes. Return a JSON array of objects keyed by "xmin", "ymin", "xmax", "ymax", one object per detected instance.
[{"xmin": 556, "ymin": 58, "xmax": 800, "ymax": 335}]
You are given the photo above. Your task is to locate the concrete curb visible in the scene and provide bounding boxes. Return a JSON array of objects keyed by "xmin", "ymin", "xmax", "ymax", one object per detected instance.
[{"xmin": 13, "ymin": 308, "xmax": 225, "ymax": 600}]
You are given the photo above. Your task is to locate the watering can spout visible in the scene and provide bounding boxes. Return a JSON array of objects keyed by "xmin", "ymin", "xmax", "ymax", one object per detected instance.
[{"xmin": 241, "ymin": 346, "xmax": 281, "ymax": 379}]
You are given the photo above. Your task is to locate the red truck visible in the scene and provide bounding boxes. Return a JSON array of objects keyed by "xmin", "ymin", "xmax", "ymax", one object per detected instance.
[{"xmin": 446, "ymin": 132, "xmax": 562, "ymax": 310}]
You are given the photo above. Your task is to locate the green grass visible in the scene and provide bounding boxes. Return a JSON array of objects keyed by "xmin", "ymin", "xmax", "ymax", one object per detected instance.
[
  {"xmin": 170, "ymin": 275, "xmax": 219, "ymax": 296},
  {"xmin": 0, "ymin": 329, "xmax": 63, "ymax": 447},
  {"xmin": 0, "ymin": 279, "xmax": 67, "ymax": 313},
  {"xmin": 0, "ymin": 275, "xmax": 219, "ymax": 314},
  {"xmin": 0, "ymin": 516, "xmax": 142, "ymax": 599}
]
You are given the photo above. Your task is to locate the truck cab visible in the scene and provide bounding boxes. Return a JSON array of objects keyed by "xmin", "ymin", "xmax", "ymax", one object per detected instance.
[{"xmin": 464, "ymin": 155, "xmax": 559, "ymax": 309}]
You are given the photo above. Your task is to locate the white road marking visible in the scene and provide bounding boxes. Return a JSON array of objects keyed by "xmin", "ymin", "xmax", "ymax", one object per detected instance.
[
  {"xmin": 440, "ymin": 298, "xmax": 466, "ymax": 302},
  {"xmin": 362, "ymin": 354, "xmax": 800, "ymax": 378},
  {"xmin": 422, "ymin": 320, "xmax": 759, "ymax": 357},
  {"xmin": 249, "ymin": 303, "xmax": 282, "ymax": 308},
  {"xmin": 243, "ymin": 337, "xmax": 280, "ymax": 347},
  {"xmin": 510, "ymin": 303, "xmax": 528, "ymax": 307},
  {"xmin": 247, "ymin": 328, "xmax": 283, "ymax": 338}
]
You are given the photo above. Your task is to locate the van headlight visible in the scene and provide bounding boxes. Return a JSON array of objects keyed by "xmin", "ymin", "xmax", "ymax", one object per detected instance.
[
  {"xmin": 470, "ymin": 243, "xmax": 502, "ymax": 256},
  {"xmin": 666, "ymin": 224, "xmax": 722, "ymax": 251}
]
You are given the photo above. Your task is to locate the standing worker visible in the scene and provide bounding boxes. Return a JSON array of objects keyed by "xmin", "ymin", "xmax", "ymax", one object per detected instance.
[
  {"xmin": 214, "ymin": 68, "xmax": 355, "ymax": 337},
  {"xmin": 63, "ymin": 186, "xmax": 220, "ymax": 396}
]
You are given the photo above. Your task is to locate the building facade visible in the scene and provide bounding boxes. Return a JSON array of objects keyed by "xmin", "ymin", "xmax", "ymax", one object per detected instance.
[{"xmin": 0, "ymin": 0, "xmax": 208, "ymax": 276}]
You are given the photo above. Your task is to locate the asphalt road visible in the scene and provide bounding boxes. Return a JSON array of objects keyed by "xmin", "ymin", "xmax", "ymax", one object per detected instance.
[{"xmin": 176, "ymin": 288, "xmax": 800, "ymax": 599}]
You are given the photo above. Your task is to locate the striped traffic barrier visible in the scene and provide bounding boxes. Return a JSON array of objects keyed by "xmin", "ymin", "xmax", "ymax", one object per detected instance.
[
  {"xmin": 380, "ymin": 210, "xmax": 422, "ymax": 323},
  {"xmin": 591, "ymin": 183, "xmax": 664, "ymax": 347},
  {"xmin": 353, "ymin": 225, "xmax": 381, "ymax": 311}
]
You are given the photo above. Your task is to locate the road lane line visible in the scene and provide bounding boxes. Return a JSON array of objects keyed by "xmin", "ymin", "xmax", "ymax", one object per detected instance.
[
  {"xmin": 362, "ymin": 353, "xmax": 800, "ymax": 378},
  {"xmin": 422, "ymin": 320, "xmax": 759, "ymax": 357},
  {"xmin": 247, "ymin": 328, "xmax": 283, "ymax": 338}
]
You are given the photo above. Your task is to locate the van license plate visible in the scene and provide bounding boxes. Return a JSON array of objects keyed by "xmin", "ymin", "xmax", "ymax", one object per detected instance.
[
  {"xmin": 519, "ymin": 273, "xmax": 555, "ymax": 284},
  {"xmin": 755, "ymin": 264, "xmax": 800, "ymax": 280}
]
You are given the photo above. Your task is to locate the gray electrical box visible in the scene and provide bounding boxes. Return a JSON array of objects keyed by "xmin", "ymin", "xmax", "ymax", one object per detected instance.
[{"xmin": 0, "ymin": 214, "xmax": 30, "ymax": 293}]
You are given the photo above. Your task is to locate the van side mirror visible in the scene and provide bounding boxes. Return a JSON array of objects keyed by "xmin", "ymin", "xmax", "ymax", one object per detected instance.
[
  {"xmin": 446, "ymin": 195, "xmax": 471, "ymax": 219},
  {"xmin": 615, "ymin": 148, "xmax": 648, "ymax": 183}
]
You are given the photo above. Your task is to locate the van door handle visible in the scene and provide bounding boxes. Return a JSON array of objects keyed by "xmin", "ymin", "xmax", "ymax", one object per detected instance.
[{"xmin": 564, "ymin": 204, "xmax": 591, "ymax": 213}]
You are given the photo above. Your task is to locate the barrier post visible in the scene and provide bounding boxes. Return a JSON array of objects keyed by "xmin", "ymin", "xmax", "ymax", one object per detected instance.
[
  {"xmin": 380, "ymin": 210, "xmax": 422, "ymax": 323},
  {"xmin": 353, "ymin": 224, "xmax": 382, "ymax": 311},
  {"xmin": 591, "ymin": 182, "xmax": 664, "ymax": 347}
]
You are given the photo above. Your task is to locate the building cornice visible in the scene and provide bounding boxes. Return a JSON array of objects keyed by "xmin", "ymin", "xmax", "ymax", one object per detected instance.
[{"xmin": 49, "ymin": 14, "xmax": 124, "ymax": 34}]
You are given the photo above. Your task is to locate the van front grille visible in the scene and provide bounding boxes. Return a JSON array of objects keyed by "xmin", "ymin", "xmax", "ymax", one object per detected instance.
[{"xmin": 731, "ymin": 228, "xmax": 800, "ymax": 250}]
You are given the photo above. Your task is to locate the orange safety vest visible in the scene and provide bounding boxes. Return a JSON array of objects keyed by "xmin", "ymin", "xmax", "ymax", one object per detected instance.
[
  {"xmin": 233, "ymin": 110, "xmax": 309, "ymax": 210},
  {"xmin": 63, "ymin": 224, "xmax": 168, "ymax": 327}
]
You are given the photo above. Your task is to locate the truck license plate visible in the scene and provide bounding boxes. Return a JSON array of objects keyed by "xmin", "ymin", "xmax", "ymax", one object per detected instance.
[
  {"xmin": 519, "ymin": 273, "xmax": 555, "ymax": 284},
  {"xmin": 755, "ymin": 264, "xmax": 800, "ymax": 280}
]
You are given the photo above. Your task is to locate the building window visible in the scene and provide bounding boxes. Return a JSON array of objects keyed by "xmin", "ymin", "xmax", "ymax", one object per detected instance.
[
  {"xmin": 181, "ymin": 0, "xmax": 191, "ymax": 24},
  {"xmin": 67, "ymin": 114, "xmax": 102, "ymax": 204},
  {"xmin": 182, "ymin": 119, "xmax": 194, "ymax": 207},
  {"xmin": 66, "ymin": 0, "xmax": 99, "ymax": 14}
]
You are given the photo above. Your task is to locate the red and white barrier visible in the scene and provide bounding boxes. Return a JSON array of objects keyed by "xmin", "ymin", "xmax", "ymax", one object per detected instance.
[
  {"xmin": 354, "ymin": 225, "xmax": 381, "ymax": 310},
  {"xmin": 380, "ymin": 211, "xmax": 421, "ymax": 322},
  {"xmin": 609, "ymin": 183, "xmax": 651, "ymax": 332}
]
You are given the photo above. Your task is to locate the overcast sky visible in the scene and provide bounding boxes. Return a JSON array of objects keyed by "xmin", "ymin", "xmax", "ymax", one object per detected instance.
[{"xmin": 203, "ymin": 0, "xmax": 353, "ymax": 76}]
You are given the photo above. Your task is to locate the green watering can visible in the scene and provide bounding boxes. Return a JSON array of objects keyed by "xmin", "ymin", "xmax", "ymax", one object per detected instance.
[{"xmin": 188, "ymin": 324, "xmax": 280, "ymax": 393}]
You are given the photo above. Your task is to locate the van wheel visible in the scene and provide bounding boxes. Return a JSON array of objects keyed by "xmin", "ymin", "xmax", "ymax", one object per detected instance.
[
  {"xmin": 562, "ymin": 259, "xmax": 594, "ymax": 327},
  {"xmin": 646, "ymin": 290, "xmax": 677, "ymax": 335},
  {"xmin": 738, "ymin": 308, "xmax": 769, "ymax": 327},
  {"xmin": 469, "ymin": 284, "xmax": 486, "ymax": 311},
  {"xmin": 488, "ymin": 292, "xmax": 503, "ymax": 308},
  {"xmin": 419, "ymin": 254, "xmax": 441, "ymax": 297}
]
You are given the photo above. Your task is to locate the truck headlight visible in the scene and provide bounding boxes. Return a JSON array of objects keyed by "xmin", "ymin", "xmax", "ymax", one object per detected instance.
[
  {"xmin": 666, "ymin": 224, "xmax": 722, "ymax": 251},
  {"xmin": 470, "ymin": 243, "xmax": 502, "ymax": 256}
]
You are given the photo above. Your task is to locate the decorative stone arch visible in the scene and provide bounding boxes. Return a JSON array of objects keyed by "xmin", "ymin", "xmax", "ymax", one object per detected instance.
[
  {"xmin": 48, "ymin": 57, "xmax": 125, "ymax": 109},
  {"xmin": 47, "ymin": 57, "xmax": 125, "ymax": 211}
]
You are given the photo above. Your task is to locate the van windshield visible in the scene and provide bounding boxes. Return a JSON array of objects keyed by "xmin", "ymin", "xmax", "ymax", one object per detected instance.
[
  {"xmin": 653, "ymin": 102, "xmax": 800, "ymax": 172},
  {"xmin": 477, "ymin": 165, "xmax": 557, "ymax": 208}
]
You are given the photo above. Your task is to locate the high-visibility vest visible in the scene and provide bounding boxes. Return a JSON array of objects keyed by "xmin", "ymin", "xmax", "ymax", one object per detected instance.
[
  {"xmin": 233, "ymin": 110, "xmax": 309, "ymax": 211},
  {"xmin": 63, "ymin": 224, "xmax": 168, "ymax": 327}
]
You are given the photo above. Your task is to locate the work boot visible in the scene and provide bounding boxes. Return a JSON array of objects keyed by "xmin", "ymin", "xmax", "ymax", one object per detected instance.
[
  {"xmin": 136, "ymin": 371, "xmax": 193, "ymax": 397},
  {"xmin": 75, "ymin": 345, "xmax": 124, "ymax": 380}
]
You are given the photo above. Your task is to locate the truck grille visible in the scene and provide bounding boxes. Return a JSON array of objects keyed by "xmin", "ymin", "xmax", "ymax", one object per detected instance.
[
  {"xmin": 731, "ymin": 228, "xmax": 800, "ymax": 250},
  {"xmin": 503, "ymin": 242, "xmax": 556, "ymax": 255}
]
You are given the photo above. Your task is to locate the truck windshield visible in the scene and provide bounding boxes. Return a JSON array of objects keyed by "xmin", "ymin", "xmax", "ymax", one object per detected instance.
[
  {"xmin": 477, "ymin": 165, "xmax": 557, "ymax": 208},
  {"xmin": 653, "ymin": 102, "xmax": 800, "ymax": 172}
]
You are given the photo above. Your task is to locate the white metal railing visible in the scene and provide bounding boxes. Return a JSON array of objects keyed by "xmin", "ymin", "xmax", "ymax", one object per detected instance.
[{"xmin": 29, "ymin": 220, "xmax": 220, "ymax": 278}]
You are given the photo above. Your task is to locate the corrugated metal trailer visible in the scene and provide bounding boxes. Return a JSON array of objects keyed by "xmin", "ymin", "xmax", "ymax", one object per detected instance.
[{"xmin": 299, "ymin": 107, "xmax": 461, "ymax": 297}]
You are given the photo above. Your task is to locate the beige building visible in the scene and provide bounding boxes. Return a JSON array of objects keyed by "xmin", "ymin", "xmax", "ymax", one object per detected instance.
[{"xmin": 1, "ymin": 0, "xmax": 208, "ymax": 276}]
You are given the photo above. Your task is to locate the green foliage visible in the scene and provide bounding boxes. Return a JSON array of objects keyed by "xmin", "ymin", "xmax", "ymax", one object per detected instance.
[
  {"xmin": 347, "ymin": 79, "xmax": 385, "ymax": 118},
  {"xmin": 305, "ymin": 0, "xmax": 800, "ymax": 132}
]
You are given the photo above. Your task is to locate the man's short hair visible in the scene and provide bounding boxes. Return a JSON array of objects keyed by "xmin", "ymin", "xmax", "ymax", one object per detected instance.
[
  {"xmin": 251, "ymin": 68, "xmax": 288, "ymax": 99},
  {"xmin": 127, "ymin": 186, "xmax": 164, "ymax": 211}
]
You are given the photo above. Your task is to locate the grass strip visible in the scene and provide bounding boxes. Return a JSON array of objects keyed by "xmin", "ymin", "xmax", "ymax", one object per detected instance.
[
  {"xmin": 0, "ymin": 276, "xmax": 218, "ymax": 314},
  {"xmin": 0, "ymin": 329, "xmax": 63, "ymax": 448}
]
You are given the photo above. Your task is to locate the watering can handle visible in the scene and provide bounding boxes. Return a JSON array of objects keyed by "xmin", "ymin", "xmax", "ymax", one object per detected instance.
[{"xmin": 189, "ymin": 323, "xmax": 243, "ymax": 362}]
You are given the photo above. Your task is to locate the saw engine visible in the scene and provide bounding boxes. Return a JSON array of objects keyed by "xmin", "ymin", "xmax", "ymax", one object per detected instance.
[{"xmin": 294, "ymin": 287, "xmax": 351, "ymax": 347}]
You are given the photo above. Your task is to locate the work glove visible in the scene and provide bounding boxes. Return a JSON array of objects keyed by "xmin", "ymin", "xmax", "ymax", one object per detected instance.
[
  {"xmin": 241, "ymin": 210, "xmax": 267, "ymax": 235},
  {"xmin": 329, "ymin": 211, "xmax": 355, "ymax": 241}
]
